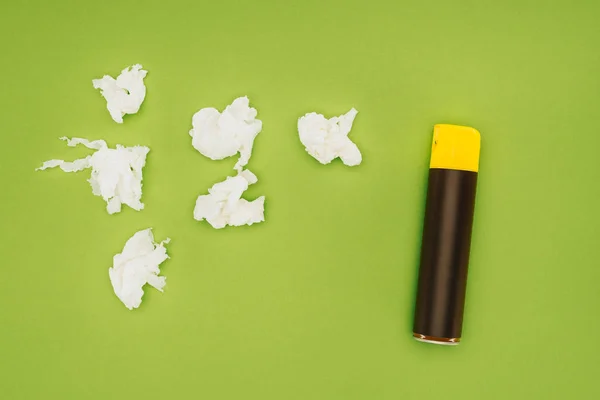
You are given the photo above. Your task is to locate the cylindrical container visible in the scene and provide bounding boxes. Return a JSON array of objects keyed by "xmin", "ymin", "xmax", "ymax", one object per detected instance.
[{"xmin": 413, "ymin": 124, "xmax": 481, "ymax": 345}]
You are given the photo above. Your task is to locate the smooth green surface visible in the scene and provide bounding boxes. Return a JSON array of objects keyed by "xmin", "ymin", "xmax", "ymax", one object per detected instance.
[{"xmin": 1, "ymin": 1, "xmax": 599, "ymax": 399}]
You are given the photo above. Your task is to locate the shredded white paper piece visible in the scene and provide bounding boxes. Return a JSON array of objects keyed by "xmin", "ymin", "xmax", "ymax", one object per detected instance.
[
  {"xmin": 194, "ymin": 170, "xmax": 265, "ymax": 229},
  {"xmin": 297, "ymin": 108, "xmax": 362, "ymax": 166},
  {"xmin": 36, "ymin": 137, "xmax": 149, "ymax": 214},
  {"xmin": 109, "ymin": 228, "xmax": 170, "ymax": 310},
  {"xmin": 93, "ymin": 64, "xmax": 147, "ymax": 123},
  {"xmin": 189, "ymin": 96, "xmax": 262, "ymax": 172}
]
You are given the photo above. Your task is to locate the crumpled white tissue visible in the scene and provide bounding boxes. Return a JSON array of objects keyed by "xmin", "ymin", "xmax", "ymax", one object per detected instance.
[
  {"xmin": 194, "ymin": 170, "xmax": 265, "ymax": 229},
  {"xmin": 298, "ymin": 108, "xmax": 362, "ymax": 166},
  {"xmin": 189, "ymin": 96, "xmax": 262, "ymax": 172},
  {"xmin": 109, "ymin": 228, "xmax": 170, "ymax": 310},
  {"xmin": 93, "ymin": 64, "xmax": 147, "ymax": 123},
  {"xmin": 37, "ymin": 137, "xmax": 149, "ymax": 214}
]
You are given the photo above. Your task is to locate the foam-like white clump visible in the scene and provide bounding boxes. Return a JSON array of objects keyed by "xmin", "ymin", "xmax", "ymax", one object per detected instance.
[
  {"xmin": 109, "ymin": 228, "xmax": 170, "ymax": 310},
  {"xmin": 298, "ymin": 108, "xmax": 362, "ymax": 166},
  {"xmin": 189, "ymin": 96, "xmax": 262, "ymax": 172},
  {"xmin": 93, "ymin": 64, "xmax": 147, "ymax": 123},
  {"xmin": 37, "ymin": 137, "xmax": 149, "ymax": 214},
  {"xmin": 194, "ymin": 170, "xmax": 265, "ymax": 229}
]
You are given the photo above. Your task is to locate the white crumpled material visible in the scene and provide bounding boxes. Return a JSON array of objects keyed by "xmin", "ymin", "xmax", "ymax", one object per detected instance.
[
  {"xmin": 194, "ymin": 170, "xmax": 265, "ymax": 229},
  {"xmin": 189, "ymin": 96, "xmax": 262, "ymax": 172},
  {"xmin": 109, "ymin": 228, "xmax": 170, "ymax": 310},
  {"xmin": 297, "ymin": 108, "xmax": 362, "ymax": 166},
  {"xmin": 37, "ymin": 137, "xmax": 149, "ymax": 214},
  {"xmin": 93, "ymin": 64, "xmax": 147, "ymax": 123}
]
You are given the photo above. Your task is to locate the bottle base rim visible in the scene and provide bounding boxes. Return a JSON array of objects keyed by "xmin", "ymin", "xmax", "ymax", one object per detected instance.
[{"xmin": 413, "ymin": 333, "xmax": 460, "ymax": 346}]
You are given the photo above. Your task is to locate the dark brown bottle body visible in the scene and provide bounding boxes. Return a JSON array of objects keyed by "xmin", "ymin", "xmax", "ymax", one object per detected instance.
[{"xmin": 413, "ymin": 168, "xmax": 478, "ymax": 344}]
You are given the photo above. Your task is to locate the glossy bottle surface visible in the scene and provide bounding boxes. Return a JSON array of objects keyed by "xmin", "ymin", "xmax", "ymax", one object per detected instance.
[{"xmin": 413, "ymin": 168, "xmax": 478, "ymax": 343}]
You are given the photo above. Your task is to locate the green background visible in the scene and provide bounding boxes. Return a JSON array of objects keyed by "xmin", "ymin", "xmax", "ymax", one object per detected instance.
[{"xmin": 1, "ymin": 0, "xmax": 599, "ymax": 398}]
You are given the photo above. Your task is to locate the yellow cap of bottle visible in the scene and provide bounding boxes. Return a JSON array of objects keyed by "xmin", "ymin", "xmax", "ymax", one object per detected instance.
[{"xmin": 430, "ymin": 124, "xmax": 481, "ymax": 173}]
